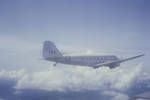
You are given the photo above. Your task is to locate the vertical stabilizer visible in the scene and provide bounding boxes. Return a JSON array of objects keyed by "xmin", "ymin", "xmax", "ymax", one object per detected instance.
[{"xmin": 43, "ymin": 41, "xmax": 62, "ymax": 59}]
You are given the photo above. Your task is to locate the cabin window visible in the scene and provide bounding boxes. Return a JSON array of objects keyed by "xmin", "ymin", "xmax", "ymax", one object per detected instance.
[
  {"xmin": 100, "ymin": 57, "xmax": 103, "ymax": 60},
  {"xmin": 102, "ymin": 57, "xmax": 105, "ymax": 60},
  {"xmin": 110, "ymin": 56, "xmax": 114, "ymax": 60},
  {"xmin": 53, "ymin": 51, "xmax": 56, "ymax": 54},
  {"xmin": 86, "ymin": 58, "xmax": 88, "ymax": 60},
  {"xmin": 96, "ymin": 57, "xmax": 99, "ymax": 60}
]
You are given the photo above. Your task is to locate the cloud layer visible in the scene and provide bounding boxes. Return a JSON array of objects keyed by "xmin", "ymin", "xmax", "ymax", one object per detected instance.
[
  {"xmin": 0, "ymin": 64, "xmax": 142, "ymax": 92},
  {"xmin": 0, "ymin": 63, "xmax": 149, "ymax": 100}
]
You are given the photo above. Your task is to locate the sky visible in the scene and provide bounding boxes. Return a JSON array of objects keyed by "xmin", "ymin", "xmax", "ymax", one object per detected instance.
[
  {"xmin": 0, "ymin": 0, "xmax": 149, "ymax": 71},
  {"xmin": 0, "ymin": 0, "xmax": 150, "ymax": 100}
]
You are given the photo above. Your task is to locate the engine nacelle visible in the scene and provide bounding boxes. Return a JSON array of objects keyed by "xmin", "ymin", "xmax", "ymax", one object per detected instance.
[{"xmin": 109, "ymin": 63, "xmax": 120, "ymax": 69}]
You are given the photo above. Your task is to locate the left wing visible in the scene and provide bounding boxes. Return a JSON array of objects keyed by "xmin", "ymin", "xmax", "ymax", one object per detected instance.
[{"xmin": 93, "ymin": 54, "xmax": 144, "ymax": 68}]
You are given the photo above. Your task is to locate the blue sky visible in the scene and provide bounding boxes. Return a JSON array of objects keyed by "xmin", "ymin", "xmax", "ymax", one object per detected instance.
[
  {"xmin": 0, "ymin": 0, "xmax": 149, "ymax": 71},
  {"xmin": 0, "ymin": 1, "xmax": 150, "ymax": 100}
]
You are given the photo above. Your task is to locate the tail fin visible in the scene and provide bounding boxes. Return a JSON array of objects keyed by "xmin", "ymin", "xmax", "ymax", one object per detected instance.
[{"xmin": 43, "ymin": 41, "xmax": 62, "ymax": 59}]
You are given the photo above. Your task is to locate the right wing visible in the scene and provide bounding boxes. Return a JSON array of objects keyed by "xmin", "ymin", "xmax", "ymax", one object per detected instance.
[{"xmin": 93, "ymin": 54, "xmax": 144, "ymax": 68}]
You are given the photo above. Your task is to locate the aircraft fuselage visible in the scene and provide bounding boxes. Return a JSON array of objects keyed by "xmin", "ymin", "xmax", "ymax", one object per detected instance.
[{"xmin": 45, "ymin": 55, "xmax": 119, "ymax": 67}]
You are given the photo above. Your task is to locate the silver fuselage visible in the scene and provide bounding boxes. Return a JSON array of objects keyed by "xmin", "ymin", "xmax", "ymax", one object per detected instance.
[{"xmin": 45, "ymin": 55, "xmax": 119, "ymax": 67}]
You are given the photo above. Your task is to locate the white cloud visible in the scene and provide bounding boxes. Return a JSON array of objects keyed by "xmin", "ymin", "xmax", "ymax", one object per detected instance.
[
  {"xmin": 0, "ymin": 63, "xmax": 142, "ymax": 92},
  {"xmin": 102, "ymin": 91, "xmax": 129, "ymax": 100},
  {"xmin": 0, "ymin": 69, "xmax": 26, "ymax": 80}
]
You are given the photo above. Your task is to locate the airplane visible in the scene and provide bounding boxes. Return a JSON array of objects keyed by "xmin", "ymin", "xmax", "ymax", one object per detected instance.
[{"xmin": 42, "ymin": 41, "xmax": 144, "ymax": 69}]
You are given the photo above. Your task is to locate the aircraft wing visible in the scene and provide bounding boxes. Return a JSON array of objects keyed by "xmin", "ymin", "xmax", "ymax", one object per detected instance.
[{"xmin": 93, "ymin": 54, "xmax": 144, "ymax": 68}]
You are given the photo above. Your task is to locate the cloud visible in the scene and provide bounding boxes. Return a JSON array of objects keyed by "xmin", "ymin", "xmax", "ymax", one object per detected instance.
[
  {"xmin": 102, "ymin": 91, "xmax": 129, "ymax": 100},
  {"xmin": 0, "ymin": 69, "xmax": 26, "ymax": 81},
  {"xmin": 0, "ymin": 63, "xmax": 148, "ymax": 100},
  {"xmin": 0, "ymin": 63, "xmax": 142, "ymax": 93},
  {"xmin": 17, "ymin": 64, "xmax": 142, "ymax": 92}
]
